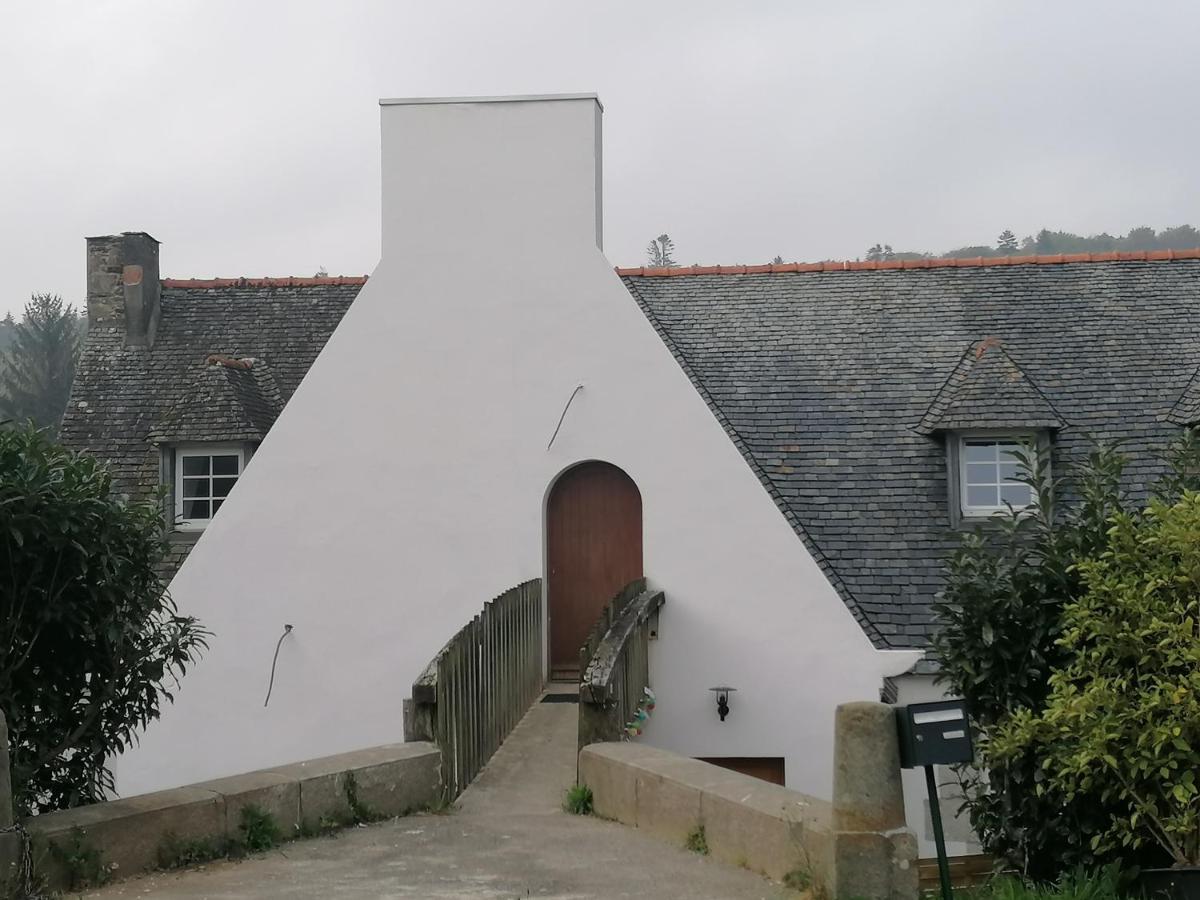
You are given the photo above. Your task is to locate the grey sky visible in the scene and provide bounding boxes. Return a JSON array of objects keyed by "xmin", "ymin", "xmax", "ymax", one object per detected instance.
[{"xmin": 3, "ymin": 0, "xmax": 1199, "ymax": 317}]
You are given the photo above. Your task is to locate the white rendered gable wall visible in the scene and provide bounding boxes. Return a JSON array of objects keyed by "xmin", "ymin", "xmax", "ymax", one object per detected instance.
[{"xmin": 115, "ymin": 95, "xmax": 921, "ymax": 798}]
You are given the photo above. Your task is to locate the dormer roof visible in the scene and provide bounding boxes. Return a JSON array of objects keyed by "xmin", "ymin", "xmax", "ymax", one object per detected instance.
[
  {"xmin": 916, "ymin": 338, "xmax": 1066, "ymax": 436},
  {"xmin": 150, "ymin": 357, "xmax": 283, "ymax": 444}
]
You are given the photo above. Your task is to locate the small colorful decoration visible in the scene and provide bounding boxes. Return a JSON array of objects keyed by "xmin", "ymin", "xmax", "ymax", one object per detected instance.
[{"xmin": 622, "ymin": 687, "xmax": 658, "ymax": 740}]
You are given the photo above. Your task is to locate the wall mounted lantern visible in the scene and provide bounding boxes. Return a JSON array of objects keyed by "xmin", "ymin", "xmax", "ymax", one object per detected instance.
[{"xmin": 709, "ymin": 686, "xmax": 737, "ymax": 722}]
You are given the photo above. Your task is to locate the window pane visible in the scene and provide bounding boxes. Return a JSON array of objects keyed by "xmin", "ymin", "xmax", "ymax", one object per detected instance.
[
  {"xmin": 182, "ymin": 477, "xmax": 210, "ymax": 498},
  {"xmin": 212, "ymin": 455, "xmax": 240, "ymax": 476},
  {"xmin": 182, "ymin": 500, "xmax": 210, "ymax": 520},
  {"xmin": 998, "ymin": 443, "xmax": 1025, "ymax": 463},
  {"xmin": 964, "ymin": 442, "xmax": 996, "ymax": 463},
  {"xmin": 966, "ymin": 463, "xmax": 996, "ymax": 486},
  {"xmin": 212, "ymin": 498, "xmax": 224, "ymax": 514},
  {"xmin": 998, "ymin": 461, "xmax": 1021, "ymax": 482},
  {"xmin": 182, "ymin": 455, "xmax": 210, "ymax": 476},
  {"xmin": 966, "ymin": 485, "xmax": 997, "ymax": 507},
  {"xmin": 212, "ymin": 477, "xmax": 238, "ymax": 498},
  {"xmin": 1000, "ymin": 483, "xmax": 1032, "ymax": 507}
]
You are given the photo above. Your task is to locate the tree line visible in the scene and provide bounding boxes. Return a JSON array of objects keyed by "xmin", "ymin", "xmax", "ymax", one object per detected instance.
[
  {"xmin": 647, "ymin": 224, "xmax": 1200, "ymax": 267},
  {"xmin": 0, "ymin": 294, "xmax": 84, "ymax": 434},
  {"xmin": 866, "ymin": 224, "xmax": 1200, "ymax": 262}
]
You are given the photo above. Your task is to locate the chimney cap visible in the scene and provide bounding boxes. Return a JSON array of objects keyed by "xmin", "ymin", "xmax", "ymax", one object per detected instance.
[
  {"xmin": 379, "ymin": 92, "xmax": 602, "ymax": 112},
  {"xmin": 86, "ymin": 231, "xmax": 160, "ymax": 243}
]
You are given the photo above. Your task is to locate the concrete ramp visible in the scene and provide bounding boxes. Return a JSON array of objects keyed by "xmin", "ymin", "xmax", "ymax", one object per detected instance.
[{"xmin": 90, "ymin": 697, "xmax": 787, "ymax": 899}]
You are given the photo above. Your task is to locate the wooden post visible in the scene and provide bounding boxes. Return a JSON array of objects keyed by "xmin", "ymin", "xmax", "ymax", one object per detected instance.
[{"xmin": 0, "ymin": 710, "xmax": 12, "ymax": 829}]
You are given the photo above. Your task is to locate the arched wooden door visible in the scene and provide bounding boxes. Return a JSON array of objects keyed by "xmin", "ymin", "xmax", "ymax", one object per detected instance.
[{"xmin": 546, "ymin": 461, "xmax": 643, "ymax": 678}]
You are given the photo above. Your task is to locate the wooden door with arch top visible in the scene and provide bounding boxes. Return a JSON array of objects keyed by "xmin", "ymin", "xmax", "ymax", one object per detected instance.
[{"xmin": 546, "ymin": 461, "xmax": 643, "ymax": 679}]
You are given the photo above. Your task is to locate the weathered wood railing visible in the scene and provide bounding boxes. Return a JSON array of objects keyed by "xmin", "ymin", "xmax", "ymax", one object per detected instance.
[
  {"xmin": 578, "ymin": 578, "xmax": 646, "ymax": 677},
  {"xmin": 578, "ymin": 585, "xmax": 664, "ymax": 751},
  {"xmin": 405, "ymin": 579, "xmax": 543, "ymax": 799}
]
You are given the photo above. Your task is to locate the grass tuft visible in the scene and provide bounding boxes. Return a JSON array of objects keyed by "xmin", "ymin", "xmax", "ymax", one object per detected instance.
[
  {"xmin": 684, "ymin": 824, "xmax": 709, "ymax": 855},
  {"xmin": 563, "ymin": 783, "xmax": 594, "ymax": 815}
]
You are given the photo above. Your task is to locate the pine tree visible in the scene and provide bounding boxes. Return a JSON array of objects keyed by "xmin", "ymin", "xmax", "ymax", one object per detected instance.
[
  {"xmin": 0, "ymin": 294, "xmax": 82, "ymax": 432},
  {"xmin": 645, "ymin": 234, "xmax": 679, "ymax": 268},
  {"xmin": 0, "ymin": 312, "xmax": 15, "ymax": 355},
  {"xmin": 997, "ymin": 229, "xmax": 1019, "ymax": 254}
]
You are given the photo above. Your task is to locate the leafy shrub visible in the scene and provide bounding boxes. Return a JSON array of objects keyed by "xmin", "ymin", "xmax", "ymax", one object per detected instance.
[
  {"xmin": 564, "ymin": 784, "xmax": 593, "ymax": 815},
  {"xmin": 933, "ymin": 432, "xmax": 1200, "ymax": 877},
  {"xmin": 0, "ymin": 425, "xmax": 208, "ymax": 814},
  {"xmin": 933, "ymin": 443, "xmax": 1136, "ymax": 878},
  {"xmin": 995, "ymin": 493, "xmax": 1200, "ymax": 866}
]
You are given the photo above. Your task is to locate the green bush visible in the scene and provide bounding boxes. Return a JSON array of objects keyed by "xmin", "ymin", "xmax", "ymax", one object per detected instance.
[
  {"xmin": 0, "ymin": 425, "xmax": 208, "ymax": 814},
  {"xmin": 684, "ymin": 824, "xmax": 709, "ymax": 855},
  {"xmin": 995, "ymin": 493, "xmax": 1200, "ymax": 866},
  {"xmin": 933, "ymin": 443, "xmax": 1136, "ymax": 877},
  {"xmin": 933, "ymin": 432, "xmax": 1200, "ymax": 877}
]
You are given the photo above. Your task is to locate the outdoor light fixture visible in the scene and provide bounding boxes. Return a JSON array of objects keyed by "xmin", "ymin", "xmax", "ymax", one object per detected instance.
[{"xmin": 709, "ymin": 686, "xmax": 736, "ymax": 722}]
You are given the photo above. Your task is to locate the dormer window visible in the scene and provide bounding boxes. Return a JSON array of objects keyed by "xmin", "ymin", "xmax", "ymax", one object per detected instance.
[
  {"xmin": 957, "ymin": 435, "xmax": 1037, "ymax": 517},
  {"xmin": 175, "ymin": 445, "xmax": 244, "ymax": 530}
]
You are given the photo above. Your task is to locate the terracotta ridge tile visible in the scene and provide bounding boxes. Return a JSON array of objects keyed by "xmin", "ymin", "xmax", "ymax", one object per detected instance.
[
  {"xmin": 162, "ymin": 275, "xmax": 370, "ymax": 288},
  {"xmin": 614, "ymin": 249, "xmax": 1200, "ymax": 277}
]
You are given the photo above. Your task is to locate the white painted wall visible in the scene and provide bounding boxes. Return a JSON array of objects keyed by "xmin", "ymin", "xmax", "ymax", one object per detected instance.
[{"xmin": 115, "ymin": 95, "xmax": 920, "ymax": 802}]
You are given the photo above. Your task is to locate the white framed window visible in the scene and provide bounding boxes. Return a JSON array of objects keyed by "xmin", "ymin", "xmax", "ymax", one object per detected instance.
[
  {"xmin": 958, "ymin": 436, "xmax": 1037, "ymax": 517},
  {"xmin": 174, "ymin": 445, "xmax": 244, "ymax": 530}
]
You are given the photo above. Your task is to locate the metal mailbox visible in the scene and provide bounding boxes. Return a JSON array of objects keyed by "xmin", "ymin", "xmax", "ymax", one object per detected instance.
[{"xmin": 895, "ymin": 699, "xmax": 972, "ymax": 768}]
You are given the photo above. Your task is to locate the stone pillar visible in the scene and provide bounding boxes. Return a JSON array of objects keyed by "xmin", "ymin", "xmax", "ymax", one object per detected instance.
[{"xmin": 831, "ymin": 702, "xmax": 918, "ymax": 900}]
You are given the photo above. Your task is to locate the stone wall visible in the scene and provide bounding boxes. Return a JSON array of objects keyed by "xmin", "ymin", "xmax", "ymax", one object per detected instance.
[
  {"xmin": 579, "ymin": 701, "xmax": 918, "ymax": 900},
  {"xmin": 0, "ymin": 734, "xmax": 440, "ymax": 892}
]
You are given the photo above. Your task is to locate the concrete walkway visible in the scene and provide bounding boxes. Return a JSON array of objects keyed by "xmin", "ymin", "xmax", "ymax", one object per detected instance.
[{"xmin": 86, "ymin": 692, "xmax": 789, "ymax": 899}]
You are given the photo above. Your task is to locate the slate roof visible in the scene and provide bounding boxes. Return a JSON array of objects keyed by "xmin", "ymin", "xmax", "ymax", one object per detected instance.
[
  {"xmin": 916, "ymin": 339, "xmax": 1065, "ymax": 435},
  {"xmin": 60, "ymin": 279, "xmax": 363, "ymax": 506},
  {"xmin": 621, "ymin": 256, "xmax": 1200, "ymax": 650}
]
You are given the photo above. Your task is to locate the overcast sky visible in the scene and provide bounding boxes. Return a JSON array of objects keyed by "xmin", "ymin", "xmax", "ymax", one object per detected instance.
[{"xmin": 3, "ymin": 0, "xmax": 1199, "ymax": 317}]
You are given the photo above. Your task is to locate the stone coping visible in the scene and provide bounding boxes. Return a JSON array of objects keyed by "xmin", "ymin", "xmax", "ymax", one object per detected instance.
[
  {"xmin": 13, "ymin": 742, "xmax": 441, "ymax": 891},
  {"xmin": 579, "ymin": 739, "xmax": 918, "ymax": 899},
  {"xmin": 579, "ymin": 742, "xmax": 832, "ymax": 884}
]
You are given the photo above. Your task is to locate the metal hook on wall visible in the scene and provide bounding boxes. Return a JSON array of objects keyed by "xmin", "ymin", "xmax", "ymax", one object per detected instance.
[
  {"xmin": 546, "ymin": 384, "xmax": 584, "ymax": 451},
  {"xmin": 263, "ymin": 624, "xmax": 294, "ymax": 708}
]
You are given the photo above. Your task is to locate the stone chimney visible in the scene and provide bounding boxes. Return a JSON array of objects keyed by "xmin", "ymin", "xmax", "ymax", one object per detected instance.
[{"xmin": 86, "ymin": 232, "xmax": 161, "ymax": 347}]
